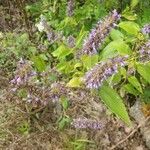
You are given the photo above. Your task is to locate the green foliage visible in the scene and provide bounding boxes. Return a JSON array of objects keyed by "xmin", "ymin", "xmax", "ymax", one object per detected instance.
[
  {"xmin": 99, "ymin": 85, "xmax": 131, "ymax": 125},
  {"xmin": 137, "ymin": 63, "xmax": 150, "ymax": 84},
  {"xmin": 0, "ymin": 33, "xmax": 37, "ymax": 72},
  {"xmin": 17, "ymin": 121, "xmax": 30, "ymax": 135},
  {"xmin": 1, "ymin": 0, "xmax": 150, "ymax": 128},
  {"xmin": 31, "ymin": 55, "xmax": 47, "ymax": 72},
  {"xmin": 128, "ymin": 76, "xmax": 143, "ymax": 93},
  {"xmin": 118, "ymin": 21, "xmax": 140, "ymax": 35},
  {"xmin": 57, "ymin": 116, "xmax": 71, "ymax": 130}
]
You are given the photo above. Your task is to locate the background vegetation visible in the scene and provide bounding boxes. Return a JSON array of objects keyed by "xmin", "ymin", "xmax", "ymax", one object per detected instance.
[{"xmin": 0, "ymin": 0, "xmax": 150, "ymax": 149}]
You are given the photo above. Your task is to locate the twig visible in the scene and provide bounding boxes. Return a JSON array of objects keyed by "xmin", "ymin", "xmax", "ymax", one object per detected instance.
[{"xmin": 110, "ymin": 116, "xmax": 150, "ymax": 150}]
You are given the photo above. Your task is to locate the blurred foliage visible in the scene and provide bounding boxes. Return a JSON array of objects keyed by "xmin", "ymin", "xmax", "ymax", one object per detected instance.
[{"xmin": 0, "ymin": 0, "xmax": 150, "ymax": 128}]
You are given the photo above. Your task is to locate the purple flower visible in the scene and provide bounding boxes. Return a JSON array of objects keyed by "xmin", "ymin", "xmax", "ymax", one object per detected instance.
[
  {"xmin": 141, "ymin": 24, "xmax": 150, "ymax": 35},
  {"xmin": 138, "ymin": 40, "xmax": 150, "ymax": 63},
  {"xmin": 71, "ymin": 118, "xmax": 105, "ymax": 129},
  {"xmin": 82, "ymin": 10, "xmax": 121, "ymax": 55},
  {"xmin": 84, "ymin": 56, "xmax": 128, "ymax": 89},
  {"xmin": 10, "ymin": 59, "xmax": 37, "ymax": 86},
  {"xmin": 66, "ymin": 0, "xmax": 75, "ymax": 17}
]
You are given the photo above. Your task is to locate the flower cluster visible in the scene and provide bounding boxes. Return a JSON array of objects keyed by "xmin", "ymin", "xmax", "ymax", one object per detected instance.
[
  {"xmin": 10, "ymin": 59, "xmax": 37, "ymax": 86},
  {"xmin": 27, "ymin": 82, "xmax": 70, "ymax": 106},
  {"xmin": 82, "ymin": 10, "xmax": 121, "ymax": 55},
  {"xmin": 84, "ymin": 56, "xmax": 128, "ymax": 89},
  {"xmin": 138, "ymin": 40, "xmax": 150, "ymax": 63},
  {"xmin": 71, "ymin": 117, "xmax": 105, "ymax": 129},
  {"xmin": 66, "ymin": 0, "xmax": 75, "ymax": 17},
  {"xmin": 141, "ymin": 24, "xmax": 150, "ymax": 35}
]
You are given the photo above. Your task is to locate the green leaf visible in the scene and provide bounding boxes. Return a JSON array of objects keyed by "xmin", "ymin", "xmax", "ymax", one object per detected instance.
[
  {"xmin": 31, "ymin": 55, "xmax": 46, "ymax": 72},
  {"xmin": 118, "ymin": 21, "xmax": 140, "ymax": 35},
  {"xmin": 131, "ymin": 0, "xmax": 139, "ymax": 9},
  {"xmin": 142, "ymin": 87, "xmax": 150, "ymax": 104},
  {"xmin": 52, "ymin": 44, "xmax": 72, "ymax": 59},
  {"xmin": 137, "ymin": 63, "xmax": 150, "ymax": 84},
  {"xmin": 101, "ymin": 40, "xmax": 131, "ymax": 60},
  {"xmin": 67, "ymin": 77, "xmax": 82, "ymax": 87},
  {"xmin": 122, "ymin": 11, "xmax": 137, "ymax": 20},
  {"xmin": 110, "ymin": 72, "xmax": 122, "ymax": 85},
  {"xmin": 58, "ymin": 116, "xmax": 71, "ymax": 130},
  {"xmin": 128, "ymin": 76, "xmax": 143, "ymax": 93},
  {"xmin": 56, "ymin": 61, "xmax": 67, "ymax": 72},
  {"xmin": 56, "ymin": 61, "xmax": 74, "ymax": 74},
  {"xmin": 99, "ymin": 85, "xmax": 131, "ymax": 125},
  {"xmin": 28, "ymin": 46, "xmax": 37, "ymax": 55},
  {"xmin": 121, "ymin": 6, "xmax": 137, "ymax": 21},
  {"xmin": 39, "ymin": 54, "xmax": 48, "ymax": 61},
  {"xmin": 61, "ymin": 97, "xmax": 69, "ymax": 110},
  {"xmin": 81, "ymin": 54, "xmax": 99, "ymax": 70},
  {"xmin": 123, "ymin": 84, "xmax": 139, "ymax": 96},
  {"xmin": 110, "ymin": 29, "xmax": 124, "ymax": 40}
]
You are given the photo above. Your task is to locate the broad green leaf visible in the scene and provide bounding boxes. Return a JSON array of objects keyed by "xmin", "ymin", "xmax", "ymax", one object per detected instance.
[
  {"xmin": 131, "ymin": 0, "xmax": 139, "ymax": 9},
  {"xmin": 110, "ymin": 29, "xmax": 124, "ymax": 40},
  {"xmin": 119, "ymin": 21, "xmax": 140, "ymax": 35},
  {"xmin": 122, "ymin": 12, "xmax": 137, "ymax": 20},
  {"xmin": 128, "ymin": 76, "xmax": 143, "ymax": 93},
  {"xmin": 56, "ymin": 61, "xmax": 68, "ymax": 72},
  {"xmin": 101, "ymin": 44, "xmax": 118, "ymax": 60},
  {"xmin": 52, "ymin": 44, "xmax": 72, "ymax": 59},
  {"xmin": 110, "ymin": 72, "xmax": 122, "ymax": 85},
  {"xmin": 99, "ymin": 85, "xmax": 131, "ymax": 125},
  {"xmin": 122, "ymin": 7, "xmax": 137, "ymax": 21},
  {"xmin": 123, "ymin": 84, "xmax": 139, "ymax": 96},
  {"xmin": 67, "ymin": 77, "xmax": 82, "ymax": 87},
  {"xmin": 137, "ymin": 63, "xmax": 150, "ymax": 84},
  {"xmin": 101, "ymin": 40, "xmax": 131, "ymax": 60},
  {"xmin": 31, "ymin": 55, "xmax": 46, "ymax": 72},
  {"xmin": 81, "ymin": 54, "xmax": 99, "ymax": 70},
  {"xmin": 142, "ymin": 87, "xmax": 150, "ymax": 104},
  {"xmin": 56, "ymin": 61, "xmax": 74, "ymax": 74}
]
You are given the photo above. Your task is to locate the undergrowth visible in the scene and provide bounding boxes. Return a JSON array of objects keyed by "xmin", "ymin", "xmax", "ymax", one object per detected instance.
[{"xmin": 0, "ymin": 0, "xmax": 150, "ymax": 149}]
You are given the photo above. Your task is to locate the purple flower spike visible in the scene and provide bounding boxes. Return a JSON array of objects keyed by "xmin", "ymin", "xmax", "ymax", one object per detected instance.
[
  {"xmin": 82, "ymin": 10, "xmax": 121, "ymax": 55},
  {"xmin": 141, "ymin": 24, "xmax": 150, "ymax": 35},
  {"xmin": 138, "ymin": 40, "xmax": 150, "ymax": 63},
  {"xmin": 66, "ymin": 0, "xmax": 75, "ymax": 17},
  {"xmin": 71, "ymin": 117, "xmax": 105, "ymax": 129},
  {"xmin": 84, "ymin": 56, "xmax": 128, "ymax": 89}
]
